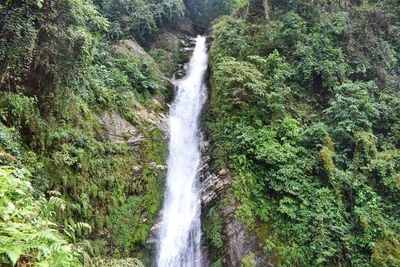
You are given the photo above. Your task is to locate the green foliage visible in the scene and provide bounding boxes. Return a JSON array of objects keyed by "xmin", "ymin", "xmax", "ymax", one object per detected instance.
[
  {"xmin": 0, "ymin": 92, "xmax": 39, "ymax": 128},
  {"xmin": 0, "ymin": 123, "xmax": 21, "ymax": 162},
  {"xmin": 1, "ymin": 0, "xmax": 171, "ymax": 262},
  {"xmin": 110, "ymin": 196, "xmax": 148, "ymax": 253},
  {"xmin": 184, "ymin": 0, "xmax": 246, "ymax": 29},
  {"xmin": 88, "ymin": 49, "xmax": 164, "ymax": 114},
  {"xmin": 206, "ymin": 0, "xmax": 400, "ymax": 265},
  {"xmin": 107, "ymin": 128, "xmax": 166, "ymax": 258},
  {"xmin": 91, "ymin": 257, "xmax": 144, "ymax": 267},
  {"xmin": 104, "ymin": 0, "xmax": 157, "ymax": 39},
  {"xmin": 42, "ymin": 122, "xmax": 138, "ymax": 232},
  {"xmin": 103, "ymin": 0, "xmax": 184, "ymax": 41},
  {"xmin": 210, "ymin": 17, "xmax": 252, "ymax": 62},
  {"xmin": 344, "ymin": 1, "xmax": 399, "ymax": 82},
  {"xmin": 0, "ymin": 0, "xmax": 107, "ymax": 90},
  {"xmin": 214, "ymin": 57, "xmax": 267, "ymax": 107},
  {"xmin": 203, "ymin": 205, "xmax": 224, "ymax": 249},
  {"xmin": 366, "ymin": 150, "xmax": 400, "ymax": 193},
  {"xmin": 240, "ymin": 252, "xmax": 256, "ymax": 267},
  {"xmin": 324, "ymin": 82, "xmax": 379, "ymax": 136},
  {"xmin": 371, "ymin": 236, "xmax": 400, "ymax": 267},
  {"xmin": 3, "ymin": 0, "xmax": 400, "ymax": 265},
  {"xmin": 0, "ymin": 166, "xmax": 82, "ymax": 266}
]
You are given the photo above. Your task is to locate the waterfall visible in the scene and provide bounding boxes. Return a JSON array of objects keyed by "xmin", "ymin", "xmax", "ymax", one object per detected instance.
[{"xmin": 156, "ymin": 36, "xmax": 208, "ymax": 267}]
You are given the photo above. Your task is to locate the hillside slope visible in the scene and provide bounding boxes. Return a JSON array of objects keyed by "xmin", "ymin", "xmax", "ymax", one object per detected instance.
[
  {"xmin": 204, "ymin": 0, "xmax": 400, "ymax": 266},
  {"xmin": 0, "ymin": 0, "xmax": 190, "ymax": 265}
]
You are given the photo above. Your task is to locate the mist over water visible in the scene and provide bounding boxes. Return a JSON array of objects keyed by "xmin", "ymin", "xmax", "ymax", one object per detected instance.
[{"xmin": 156, "ymin": 36, "xmax": 208, "ymax": 267}]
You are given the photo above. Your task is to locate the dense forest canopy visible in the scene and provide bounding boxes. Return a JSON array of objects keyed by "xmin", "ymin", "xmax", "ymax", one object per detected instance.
[{"xmin": 1, "ymin": 0, "xmax": 400, "ymax": 266}]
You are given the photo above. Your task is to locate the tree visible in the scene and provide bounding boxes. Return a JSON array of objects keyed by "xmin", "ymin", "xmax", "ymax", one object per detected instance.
[{"xmin": 0, "ymin": 0, "xmax": 107, "ymax": 91}]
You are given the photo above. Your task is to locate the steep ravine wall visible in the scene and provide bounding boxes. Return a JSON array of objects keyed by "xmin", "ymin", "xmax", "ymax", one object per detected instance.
[
  {"xmin": 201, "ymin": 81, "xmax": 268, "ymax": 267},
  {"xmin": 198, "ymin": 39, "xmax": 263, "ymax": 267}
]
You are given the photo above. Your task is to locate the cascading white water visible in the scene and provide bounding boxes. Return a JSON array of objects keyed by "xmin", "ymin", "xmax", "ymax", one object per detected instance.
[{"xmin": 156, "ymin": 36, "xmax": 208, "ymax": 267}]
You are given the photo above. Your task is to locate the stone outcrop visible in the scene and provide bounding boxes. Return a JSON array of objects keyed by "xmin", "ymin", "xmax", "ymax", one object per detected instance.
[
  {"xmin": 169, "ymin": 17, "xmax": 196, "ymax": 36},
  {"xmin": 200, "ymin": 160, "xmax": 231, "ymax": 206},
  {"xmin": 222, "ymin": 202, "xmax": 257, "ymax": 267},
  {"xmin": 137, "ymin": 104, "xmax": 168, "ymax": 133},
  {"xmin": 200, "ymin": 143, "xmax": 269, "ymax": 266},
  {"xmin": 147, "ymin": 221, "xmax": 161, "ymax": 245},
  {"xmin": 199, "ymin": 141, "xmax": 253, "ymax": 266},
  {"xmin": 95, "ymin": 111, "xmax": 144, "ymax": 145},
  {"xmin": 111, "ymin": 39, "xmax": 148, "ymax": 58}
]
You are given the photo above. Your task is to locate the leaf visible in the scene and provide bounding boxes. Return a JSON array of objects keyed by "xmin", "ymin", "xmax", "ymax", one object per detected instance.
[
  {"xmin": 35, "ymin": 0, "xmax": 44, "ymax": 9},
  {"xmin": 37, "ymin": 260, "xmax": 50, "ymax": 267},
  {"xmin": 5, "ymin": 245, "xmax": 23, "ymax": 266}
]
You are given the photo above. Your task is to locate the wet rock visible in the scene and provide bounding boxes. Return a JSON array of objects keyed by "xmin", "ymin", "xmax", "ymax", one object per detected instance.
[
  {"xmin": 95, "ymin": 111, "xmax": 144, "ymax": 145},
  {"xmin": 149, "ymin": 162, "xmax": 157, "ymax": 170},
  {"xmin": 169, "ymin": 17, "xmax": 195, "ymax": 36},
  {"xmin": 133, "ymin": 165, "xmax": 142, "ymax": 172},
  {"xmin": 148, "ymin": 162, "xmax": 166, "ymax": 171},
  {"xmin": 137, "ymin": 107, "xmax": 168, "ymax": 133},
  {"xmin": 222, "ymin": 201, "xmax": 257, "ymax": 267},
  {"xmin": 200, "ymin": 161, "xmax": 259, "ymax": 266},
  {"xmin": 199, "ymin": 140, "xmax": 232, "ymax": 207},
  {"xmin": 147, "ymin": 220, "xmax": 162, "ymax": 245},
  {"xmin": 150, "ymin": 30, "xmax": 180, "ymax": 52},
  {"xmin": 156, "ymin": 165, "xmax": 166, "ymax": 170},
  {"xmin": 201, "ymin": 171, "xmax": 231, "ymax": 206},
  {"xmin": 199, "ymin": 142, "xmax": 269, "ymax": 266}
]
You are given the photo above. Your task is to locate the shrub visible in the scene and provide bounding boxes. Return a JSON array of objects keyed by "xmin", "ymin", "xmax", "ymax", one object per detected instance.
[{"xmin": 0, "ymin": 166, "xmax": 82, "ymax": 266}]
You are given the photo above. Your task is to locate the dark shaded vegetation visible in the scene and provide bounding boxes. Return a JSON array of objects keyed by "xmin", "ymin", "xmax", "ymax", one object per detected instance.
[{"xmin": 184, "ymin": 0, "xmax": 246, "ymax": 29}]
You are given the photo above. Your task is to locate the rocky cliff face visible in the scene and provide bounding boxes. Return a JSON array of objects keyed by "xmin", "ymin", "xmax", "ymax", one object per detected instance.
[
  {"xmin": 200, "ymin": 143, "xmax": 269, "ymax": 267},
  {"xmin": 201, "ymin": 170, "xmax": 271, "ymax": 266},
  {"xmin": 222, "ymin": 202, "xmax": 257, "ymax": 267},
  {"xmin": 200, "ymin": 148, "xmax": 231, "ymax": 206},
  {"xmin": 200, "ymin": 60, "xmax": 270, "ymax": 267},
  {"xmin": 95, "ymin": 111, "xmax": 144, "ymax": 145}
]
